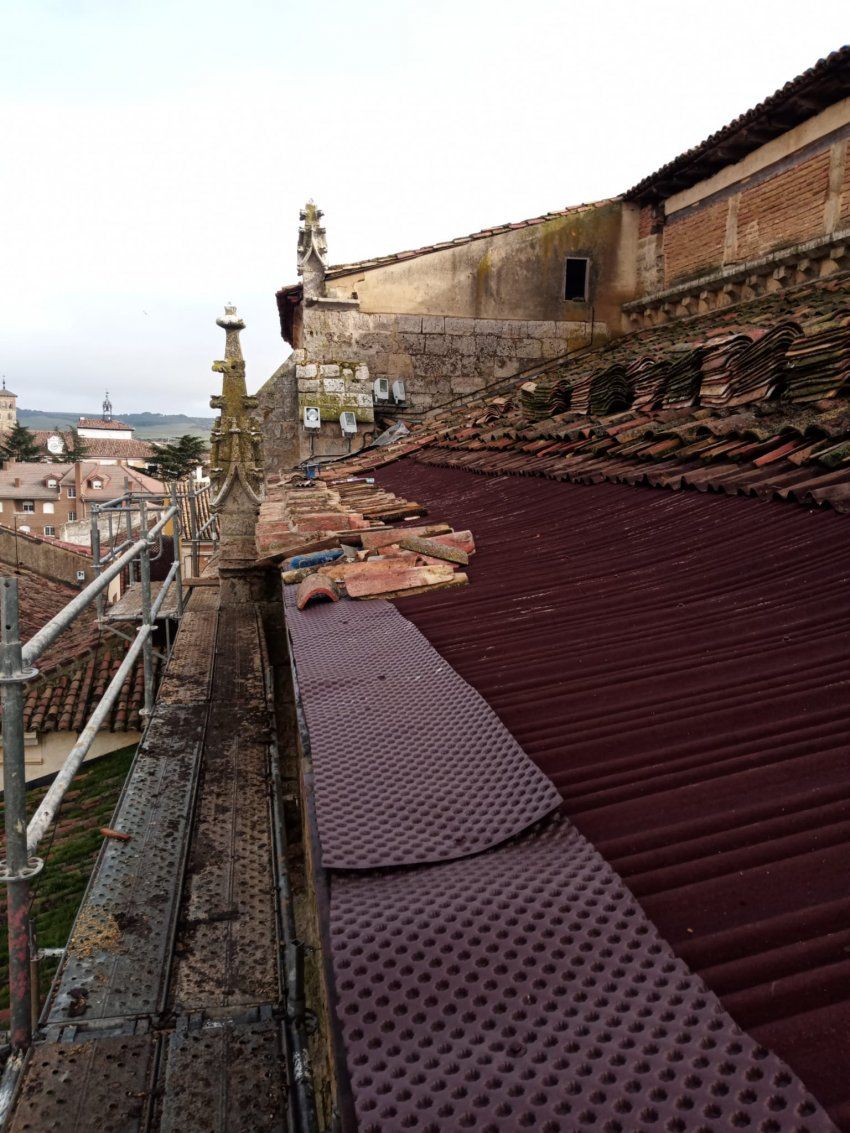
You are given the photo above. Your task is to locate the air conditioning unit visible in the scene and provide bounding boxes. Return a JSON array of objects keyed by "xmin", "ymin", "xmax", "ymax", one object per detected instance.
[
  {"xmin": 392, "ymin": 380, "xmax": 406, "ymax": 402},
  {"xmin": 373, "ymin": 377, "xmax": 390, "ymax": 401},
  {"xmin": 339, "ymin": 412, "xmax": 358, "ymax": 435},
  {"xmin": 303, "ymin": 406, "xmax": 321, "ymax": 429}
]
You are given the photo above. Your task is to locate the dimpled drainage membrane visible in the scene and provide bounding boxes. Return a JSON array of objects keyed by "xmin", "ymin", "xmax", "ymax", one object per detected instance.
[
  {"xmin": 284, "ymin": 592, "xmax": 561, "ymax": 868},
  {"xmin": 330, "ymin": 816, "xmax": 835, "ymax": 1133}
]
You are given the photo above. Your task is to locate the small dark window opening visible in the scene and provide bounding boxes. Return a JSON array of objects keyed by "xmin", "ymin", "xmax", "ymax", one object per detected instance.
[{"xmin": 565, "ymin": 258, "xmax": 589, "ymax": 302}]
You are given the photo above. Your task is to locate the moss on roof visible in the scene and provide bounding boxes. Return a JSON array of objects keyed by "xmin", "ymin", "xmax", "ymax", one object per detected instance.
[{"xmin": 0, "ymin": 744, "xmax": 136, "ymax": 1016}]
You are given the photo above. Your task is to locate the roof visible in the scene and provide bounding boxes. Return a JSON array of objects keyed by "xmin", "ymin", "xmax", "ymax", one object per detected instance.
[
  {"xmin": 270, "ymin": 270, "xmax": 850, "ymax": 1127},
  {"xmin": 32, "ymin": 430, "xmax": 154, "ymax": 461},
  {"xmin": 76, "ymin": 417, "xmax": 133, "ymax": 431},
  {"xmin": 326, "ymin": 272, "xmax": 850, "ymax": 513},
  {"xmin": 276, "ymin": 199, "xmax": 615, "ymax": 299},
  {"xmin": 0, "ymin": 463, "xmax": 66, "ymax": 499},
  {"xmin": 0, "ymin": 561, "xmax": 154, "ymax": 733},
  {"xmin": 0, "ymin": 460, "xmax": 164, "ymax": 503},
  {"xmin": 374, "ymin": 457, "xmax": 850, "ymax": 1129},
  {"xmin": 626, "ymin": 45, "xmax": 850, "ymax": 202}
]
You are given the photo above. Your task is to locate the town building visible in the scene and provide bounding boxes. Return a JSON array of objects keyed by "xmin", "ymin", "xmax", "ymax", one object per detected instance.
[
  {"xmin": 33, "ymin": 394, "xmax": 155, "ymax": 466},
  {"xmin": 0, "ymin": 461, "xmax": 166, "ymax": 540}
]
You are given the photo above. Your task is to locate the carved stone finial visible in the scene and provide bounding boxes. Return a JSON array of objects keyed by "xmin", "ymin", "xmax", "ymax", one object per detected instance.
[
  {"xmin": 209, "ymin": 305, "xmax": 264, "ymax": 501},
  {"xmin": 103, "ymin": 391, "xmax": 112, "ymax": 421},
  {"xmin": 297, "ymin": 200, "xmax": 328, "ymax": 299}
]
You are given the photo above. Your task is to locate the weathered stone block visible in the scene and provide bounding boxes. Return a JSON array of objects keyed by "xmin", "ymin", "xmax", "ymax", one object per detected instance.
[
  {"xmin": 387, "ymin": 353, "xmax": 414, "ymax": 379},
  {"xmin": 504, "ymin": 320, "xmax": 527, "ymax": 338},
  {"xmin": 355, "ymin": 364, "xmax": 369, "ymax": 382},
  {"xmin": 475, "ymin": 334, "xmax": 498, "ymax": 356},
  {"xmin": 525, "ymin": 320, "xmax": 555, "ymax": 339},
  {"xmin": 473, "ymin": 318, "xmax": 501, "ymax": 335},
  {"xmin": 295, "ymin": 363, "xmax": 318, "ymax": 379},
  {"xmin": 369, "ymin": 313, "xmax": 397, "ymax": 332},
  {"xmin": 320, "ymin": 363, "xmax": 340, "ymax": 377},
  {"xmin": 543, "ymin": 338, "xmax": 568, "ymax": 356},
  {"xmin": 445, "ymin": 317, "xmax": 471, "ymax": 335},
  {"xmin": 397, "ymin": 314, "xmax": 422, "ymax": 333},
  {"xmin": 456, "ymin": 335, "xmax": 476, "ymax": 355},
  {"xmin": 356, "ymin": 332, "xmax": 393, "ymax": 352},
  {"xmin": 451, "ymin": 374, "xmax": 488, "ymax": 394},
  {"xmin": 425, "ymin": 335, "xmax": 448, "ymax": 355},
  {"xmin": 401, "ymin": 333, "xmax": 425, "ymax": 354},
  {"xmin": 413, "ymin": 355, "xmax": 447, "ymax": 378},
  {"xmin": 422, "ymin": 315, "xmax": 445, "ymax": 334},
  {"xmin": 322, "ymin": 377, "xmax": 345, "ymax": 394},
  {"xmin": 516, "ymin": 338, "xmax": 543, "ymax": 359},
  {"xmin": 298, "ymin": 379, "xmax": 319, "ymax": 393},
  {"xmin": 494, "ymin": 358, "xmax": 519, "ymax": 379}
]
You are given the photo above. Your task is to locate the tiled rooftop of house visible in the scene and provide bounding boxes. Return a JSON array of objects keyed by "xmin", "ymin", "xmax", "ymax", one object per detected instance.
[
  {"xmin": 31, "ymin": 432, "xmax": 155, "ymax": 461},
  {"xmin": 2, "ymin": 562, "xmax": 153, "ymax": 735},
  {"xmin": 76, "ymin": 417, "xmax": 134, "ymax": 431}
]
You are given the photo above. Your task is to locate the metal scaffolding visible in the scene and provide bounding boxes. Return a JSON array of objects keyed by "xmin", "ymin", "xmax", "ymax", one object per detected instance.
[{"xmin": 0, "ymin": 495, "xmax": 186, "ymax": 1052}]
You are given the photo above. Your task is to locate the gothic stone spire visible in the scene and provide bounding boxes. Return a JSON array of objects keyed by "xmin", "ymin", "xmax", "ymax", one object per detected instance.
[{"xmin": 209, "ymin": 305, "xmax": 264, "ymax": 496}]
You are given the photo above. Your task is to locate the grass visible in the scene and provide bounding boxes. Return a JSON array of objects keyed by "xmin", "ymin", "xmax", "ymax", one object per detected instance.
[{"xmin": 0, "ymin": 744, "xmax": 136, "ymax": 1015}]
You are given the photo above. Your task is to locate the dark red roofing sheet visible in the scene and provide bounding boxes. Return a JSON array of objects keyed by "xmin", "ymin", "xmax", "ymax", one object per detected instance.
[
  {"xmin": 284, "ymin": 589, "xmax": 560, "ymax": 868},
  {"xmin": 331, "ymin": 815, "xmax": 834, "ymax": 1133},
  {"xmin": 376, "ymin": 459, "xmax": 850, "ymax": 1130}
]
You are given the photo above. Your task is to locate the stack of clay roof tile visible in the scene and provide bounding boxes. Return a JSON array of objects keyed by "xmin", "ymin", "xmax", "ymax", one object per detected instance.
[
  {"xmin": 700, "ymin": 323, "xmax": 803, "ymax": 408},
  {"xmin": 587, "ymin": 362, "xmax": 633, "ymax": 415},
  {"xmin": 1, "ymin": 562, "xmax": 153, "ymax": 736},
  {"xmin": 785, "ymin": 309, "xmax": 850, "ymax": 402},
  {"xmin": 255, "ymin": 473, "xmax": 477, "ymax": 600},
  {"xmin": 519, "ymin": 380, "xmax": 553, "ymax": 421}
]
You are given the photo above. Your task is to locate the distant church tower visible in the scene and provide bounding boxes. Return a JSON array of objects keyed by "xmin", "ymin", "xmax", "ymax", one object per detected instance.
[{"xmin": 0, "ymin": 379, "xmax": 17, "ymax": 437}]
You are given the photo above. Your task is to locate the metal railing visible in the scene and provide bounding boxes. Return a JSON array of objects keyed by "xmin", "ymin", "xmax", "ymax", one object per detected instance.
[{"xmin": 0, "ymin": 499, "xmax": 183, "ymax": 1050}]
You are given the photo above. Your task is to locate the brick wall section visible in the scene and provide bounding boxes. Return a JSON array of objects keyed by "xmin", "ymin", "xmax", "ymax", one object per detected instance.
[
  {"xmin": 661, "ymin": 149, "xmax": 835, "ymax": 289},
  {"xmin": 638, "ymin": 206, "xmax": 655, "ymax": 239},
  {"xmin": 840, "ymin": 145, "xmax": 850, "ymax": 226},
  {"xmin": 663, "ymin": 200, "xmax": 728, "ymax": 285},
  {"xmin": 736, "ymin": 150, "xmax": 831, "ymax": 262}
]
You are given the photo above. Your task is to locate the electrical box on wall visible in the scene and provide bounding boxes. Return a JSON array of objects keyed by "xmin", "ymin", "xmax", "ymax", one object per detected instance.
[
  {"xmin": 303, "ymin": 406, "xmax": 321, "ymax": 429},
  {"xmin": 392, "ymin": 380, "xmax": 406, "ymax": 402},
  {"xmin": 373, "ymin": 378, "xmax": 389, "ymax": 401},
  {"xmin": 339, "ymin": 412, "xmax": 358, "ymax": 435}
]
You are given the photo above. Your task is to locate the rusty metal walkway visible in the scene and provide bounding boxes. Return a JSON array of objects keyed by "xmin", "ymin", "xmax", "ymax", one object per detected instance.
[{"xmin": 6, "ymin": 590, "xmax": 290, "ymax": 1132}]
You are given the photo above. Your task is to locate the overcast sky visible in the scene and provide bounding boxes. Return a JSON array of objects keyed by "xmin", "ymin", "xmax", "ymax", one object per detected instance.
[{"xmin": 2, "ymin": 1, "xmax": 848, "ymax": 417}]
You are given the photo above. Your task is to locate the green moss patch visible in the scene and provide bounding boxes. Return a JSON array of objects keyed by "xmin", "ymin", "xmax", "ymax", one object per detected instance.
[{"xmin": 0, "ymin": 745, "xmax": 136, "ymax": 1015}]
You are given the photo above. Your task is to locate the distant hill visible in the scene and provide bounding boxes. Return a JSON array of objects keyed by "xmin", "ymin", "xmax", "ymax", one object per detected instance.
[{"xmin": 17, "ymin": 409, "xmax": 215, "ymax": 441}]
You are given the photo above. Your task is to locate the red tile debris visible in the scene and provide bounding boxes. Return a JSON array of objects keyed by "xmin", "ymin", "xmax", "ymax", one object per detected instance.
[{"xmin": 295, "ymin": 572, "xmax": 339, "ymax": 609}]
